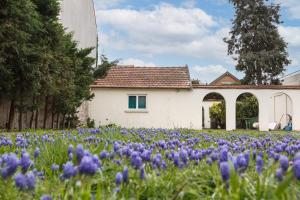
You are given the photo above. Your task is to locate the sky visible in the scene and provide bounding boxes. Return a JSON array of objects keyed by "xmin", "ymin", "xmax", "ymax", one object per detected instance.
[{"xmin": 95, "ymin": 0, "xmax": 300, "ymax": 83}]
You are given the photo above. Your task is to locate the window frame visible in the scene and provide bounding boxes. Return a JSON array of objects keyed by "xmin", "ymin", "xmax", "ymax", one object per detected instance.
[{"xmin": 127, "ymin": 94, "xmax": 147, "ymax": 110}]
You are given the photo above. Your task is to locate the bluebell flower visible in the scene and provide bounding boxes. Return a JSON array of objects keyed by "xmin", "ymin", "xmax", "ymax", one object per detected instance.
[
  {"xmin": 100, "ymin": 150, "xmax": 108, "ymax": 159},
  {"xmin": 140, "ymin": 167, "xmax": 145, "ymax": 180},
  {"xmin": 2, "ymin": 153, "xmax": 19, "ymax": 179},
  {"xmin": 92, "ymin": 155, "xmax": 101, "ymax": 168},
  {"xmin": 279, "ymin": 155, "xmax": 289, "ymax": 172},
  {"xmin": 220, "ymin": 149, "xmax": 228, "ymax": 162},
  {"xmin": 256, "ymin": 156, "xmax": 263, "ymax": 175},
  {"xmin": 40, "ymin": 195, "xmax": 52, "ymax": 200},
  {"xmin": 206, "ymin": 157, "xmax": 212, "ymax": 165},
  {"xmin": 174, "ymin": 153, "xmax": 180, "ymax": 167},
  {"xmin": 79, "ymin": 156, "xmax": 98, "ymax": 175},
  {"xmin": 123, "ymin": 167, "xmax": 129, "ymax": 182},
  {"xmin": 276, "ymin": 168, "xmax": 283, "ymax": 181},
  {"xmin": 62, "ymin": 162, "xmax": 77, "ymax": 179},
  {"xmin": 34, "ymin": 148, "xmax": 40, "ymax": 159},
  {"xmin": 15, "ymin": 173, "xmax": 27, "ymax": 190},
  {"xmin": 293, "ymin": 160, "xmax": 300, "ymax": 180},
  {"xmin": 116, "ymin": 172, "xmax": 123, "ymax": 185},
  {"xmin": 76, "ymin": 144, "xmax": 84, "ymax": 162},
  {"xmin": 51, "ymin": 164, "xmax": 59, "ymax": 171},
  {"xmin": 68, "ymin": 153, "xmax": 73, "ymax": 161},
  {"xmin": 68, "ymin": 145, "xmax": 73, "ymax": 155},
  {"xmin": 20, "ymin": 152, "xmax": 32, "ymax": 172},
  {"xmin": 220, "ymin": 162, "xmax": 230, "ymax": 181},
  {"xmin": 26, "ymin": 171, "xmax": 36, "ymax": 190}
]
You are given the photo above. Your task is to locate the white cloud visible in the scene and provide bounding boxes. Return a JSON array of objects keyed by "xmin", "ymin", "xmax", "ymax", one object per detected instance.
[
  {"xmin": 192, "ymin": 65, "xmax": 227, "ymax": 74},
  {"xmin": 279, "ymin": 26, "xmax": 300, "ymax": 67},
  {"xmin": 120, "ymin": 58, "xmax": 156, "ymax": 67},
  {"xmin": 96, "ymin": 3, "xmax": 230, "ymax": 62},
  {"xmin": 95, "ymin": 0, "xmax": 125, "ymax": 9},
  {"xmin": 276, "ymin": 0, "xmax": 300, "ymax": 19}
]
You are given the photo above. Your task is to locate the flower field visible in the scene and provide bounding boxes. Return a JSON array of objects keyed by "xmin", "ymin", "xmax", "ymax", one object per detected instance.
[{"xmin": 1, "ymin": 128, "xmax": 300, "ymax": 199}]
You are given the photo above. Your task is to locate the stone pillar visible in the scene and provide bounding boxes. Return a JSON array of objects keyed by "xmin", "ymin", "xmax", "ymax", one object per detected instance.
[
  {"xmin": 258, "ymin": 96, "xmax": 271, "ymax": 131},
  {"xmin": 226, "ymin": 100, "xmax": 236, "ymax": 131}
]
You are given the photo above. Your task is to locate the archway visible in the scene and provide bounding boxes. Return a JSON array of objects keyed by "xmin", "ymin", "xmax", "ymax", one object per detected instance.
[
  {"xmin": 272, "ymin": 92, "xmax": 293, "ymax": 130},
  {"xmin": 202, "ymin": 92, "xmax": 226, "ymax": 129},
  {"xmin": 235, "ymin": 93, "xmax": 259, "ymax": 129}
]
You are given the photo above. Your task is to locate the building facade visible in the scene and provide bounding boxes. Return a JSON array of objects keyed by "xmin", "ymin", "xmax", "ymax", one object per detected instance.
[{"xmin": 89, "ymin": 66, "xmax": 300, "ymax": 131}]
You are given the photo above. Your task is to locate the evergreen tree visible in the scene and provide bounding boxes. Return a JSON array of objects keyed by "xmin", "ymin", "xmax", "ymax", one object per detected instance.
[{"xmin": 224, "ymin": 0, "xmax": 290, "ymax": 84}]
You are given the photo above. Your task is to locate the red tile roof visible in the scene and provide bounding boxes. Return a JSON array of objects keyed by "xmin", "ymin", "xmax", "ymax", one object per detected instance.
[
  {"xmin": 91, "ymin": 66, "xmax": 191, "ymax": 89},
  {"xmin": 192, "ymin": 84, "xmax": 300, "ymax": 90},
  {"xmin": 210, "ymin": 71, "xmax": 240, "ymax": 85}
]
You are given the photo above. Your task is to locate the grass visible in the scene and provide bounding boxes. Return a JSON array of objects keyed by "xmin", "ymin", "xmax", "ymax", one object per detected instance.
[{"xmin": 0, "ymin": 128, "xmax": 299, "ymax": 199}]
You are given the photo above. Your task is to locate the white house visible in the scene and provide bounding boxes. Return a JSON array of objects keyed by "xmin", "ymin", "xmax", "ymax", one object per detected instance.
[
  {"xmin": 89, "ymin": 66, "xmax": 300, "ymax": 131},
  {"xmin": 281, "ymin": 70, "xmax": 300, "ymax": 85}
]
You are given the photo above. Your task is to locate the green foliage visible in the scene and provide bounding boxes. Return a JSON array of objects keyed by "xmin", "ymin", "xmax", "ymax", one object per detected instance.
[
  {"xmin": 209, "ymin": 101, "xmax": 226, "ymax": 129},
  {"xmin": 236, "ymin": 94, "xmax": 259, "ymax": 128},
  {"xmin": 86, "ymin": 118, "xmax": 95, "ymax": 128},
  {"xmin": 93, "ymin": 55, "xmax": 119, "ymax": 78},
  {"xmin": 225, "ymin": 0, "xmax": 290, "ymax": 84}
]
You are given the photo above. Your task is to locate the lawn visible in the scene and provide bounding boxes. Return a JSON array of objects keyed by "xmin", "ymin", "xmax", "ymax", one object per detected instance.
[{"xmin": 0, "ymin": 128, "xmax": 300, "ymax": 200}]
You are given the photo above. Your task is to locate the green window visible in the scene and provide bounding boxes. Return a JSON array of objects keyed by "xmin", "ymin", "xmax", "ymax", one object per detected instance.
[
  {"xmin": 128, "ymin": 96, "xmax": 136, "ymax": 109},
  {"xmin": 138, "ymin": 96, "xmax": 146, "ymax": 109},
  {"xmin": 128, "ymin": 95, "xmax": 147, "ymax": 109}
]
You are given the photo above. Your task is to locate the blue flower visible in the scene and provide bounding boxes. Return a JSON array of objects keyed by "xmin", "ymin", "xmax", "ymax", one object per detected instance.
[
  {"xmin": 220, "ymin": 162, "xmax": 230, "ymax": 181},
  {"xmin": 15, "ymin": 173, "xmax": 27, "ymax": 190},
  {"xmin": 123, "ymin": 167, "xmax": 129, "ymax": 182},
  {"xmin": 26, "ymin": 171, "xmax": 36, "ymax": 190},
  {"xmin": 140, "ymin": 167, "xmax": 145, "ymax": 180},
  {"xmin": 276, "ymin": 168, "xmax": 283, "ymax": 181},
  {"xmin": 20, "ymin": 152, "xmax": 32, "ymax": 172},
  {"xmin": 76, "ymin": 144, "xmax": 84, "ymax": 162},
  {"xmin": 220, "ymin": 149, "xmax": 228, "ymax": 162},
  {"xmin": 68, "ymin": 145, "xmax": 73, "ymax": 155},
  {"xmin": 256, "ymin": 156, "xmax": 263, "ymax": 175},
  {"xmin": 51, "ymin": 164, "xmax": 59, "ymax": 171},
  {"xmin": 62, "ymin": 162, "xmax": 77, "ymax": 179},
  {"xmin": 100, "ymin": 150, "xmax": 108, "ymax": 159},
  {"xmin": 293, "ymin": 160, "xmax": 300, "ymax": 180},
  {"xmin": 34, "ymin": 148, "xmax": 40, "ymax": 159},
  {"xmin": 279, "ymin": 155, "xmax": 289, "ymax": 172},
  {"xmin": 2, "ymin": 153, "xmax": 19, "ymax": 179},
  {"xmin": 116, "ymin": 172, "xmax": 123, "ymax": 185},
  {"xmin": 40, "ymin": 195, "xmax": 52, "ymax": 200},
  {"xmin": 79, "ymin": 156, "xmax": 98, "ymax": 175}
]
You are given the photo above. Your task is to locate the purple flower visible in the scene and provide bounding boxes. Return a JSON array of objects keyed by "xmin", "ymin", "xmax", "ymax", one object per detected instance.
[
  {"xmin": 51, "ymin": 164, "xmax": 59, "ymax": 171},
  {"xmin": 68, "ymin": 145, "xmax": 73, "ymax": 155},
  {"xmin": 293, "ymin": 160, "xmax": 300, "ymax": 180},
  {"xmin": 40, "ymin": 195, "xmax": 52, "ymax": 200},
  {"xmin": 173, "ymin": 153, "xmax": 180, "ymax": 167},
  {"xmin": 220, "ymin": 162, "xmax": 230, "ymax": 181},
  {"xmin": 34, "ymin": 148, "xmax": 40, "ymax": 159},
  {"xmin": 2, "ymin": 153, "xmax": 19, "ymax": 178},
  {"xmin": 276, "ymin": 168, "xmax": 283, "ymax": 181},
  {"xmin": 26, "ymin": 171, "xmax": 36, "ymax": 190},
  {"xmin": 15, "ymin": 173, "xmax": 27, "ymax": 190},
  {"xmin": 123, "ymin": 167, "xmax": 129, "ymax": 182},
  {"xmin": 256, "ymin": 156, "xmax": 263, "ymax": 175},
  {"xmin": 115, "ymin": 172, "xmax": 123, "ymax": 185},
  {"xmin": 62, "ymin": 162, "xmax": 77, "ymax": 179},
  {"xmin": 220, "ymin": 149, "xmax": 228, "ymax": 162},
  {"xmin": 131, "ymin": 156, "xmax": 142, "ymax": 169},
  {"xmin": 20, "ymin": 152, "xmax": 32, "ymax": 172},
  {"xmin": 76, "ymin": 144, "xmax": 84, "ymax": 162},
  {"xmin": 206, "ymin": 157, "xmax": 212, "ymax": 165},
  {"xmin": 100, "ymin": 151, "xmax": 108, "ymax": 159},
  {"xmin": 140, "ymin": 167, "xmax": 145, "ymax": 180},
  {"xmin": 279, "ymin": 155, "xmax": 289, "ymax": 172},
  {"xmin": 79, "ymin": 156, "xmax": 98, "ymax": 175}
]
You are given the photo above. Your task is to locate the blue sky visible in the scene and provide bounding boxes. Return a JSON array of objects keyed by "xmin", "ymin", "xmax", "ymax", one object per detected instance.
[{"xmin": 95, "ymin": 0, "xmax": 300, "ymax": 83}]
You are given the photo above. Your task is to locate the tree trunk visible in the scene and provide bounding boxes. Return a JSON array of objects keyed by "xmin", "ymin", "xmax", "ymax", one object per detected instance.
[
  {"xmin": 19, "ymin": 112, "xmax": 23, "ymax": 131},
  {"xmin": 35, "ymin": 108, "xmax": 39, "ymax": 129},
  {"xmin": 7, "ymin": 100, "xmax": 15, "ymax": 131},
  {"xmin": 43, "ymin": 96, "xmax": 49, "ymax": 129},
  {"xmin": 51, "ymin": 112, "xmax": 55, "ymax": 129},
  {"xmin": 56, "ymin": 113, "xmax": 60, "ymax": 129},
  {"xmin": 62, "ymin": 114, "xmax": 66, "ymax": 129},
  {"xmin": 30, "ymin": 111, "xmax": 35, "ymax": 129}
]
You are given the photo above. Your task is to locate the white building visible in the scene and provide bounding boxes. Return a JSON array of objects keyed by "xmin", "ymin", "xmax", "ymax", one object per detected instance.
[
  {"xmin": 59, "ymin": 0, "xmax": 98, "ymax": 66},
  {"xmin": 281, "ymin": 70, "xmax": 300, "ymax": 85},
  {"xmin": 89, "ymin": 66, "xmax": 300, "ymax": 131}
]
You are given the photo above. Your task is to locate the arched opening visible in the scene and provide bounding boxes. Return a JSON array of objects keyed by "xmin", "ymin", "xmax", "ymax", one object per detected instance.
[
  {"xmin": 271, "ymin": 92, "xmax": 293, "ymax": 131},
  {"xmin": 235, "ymin": 93, "xmax": 259, "ymax": 129},
  {"xmin": 202, "ymin": 92, "xmax": 226, "ymax": 129}
]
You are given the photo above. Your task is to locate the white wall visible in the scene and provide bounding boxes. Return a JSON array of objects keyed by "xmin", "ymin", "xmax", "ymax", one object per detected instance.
[
  {"xmin": 282, "ymin": 73, "xmax": 300, "ymax": 85},
  {"xmin": 59, "ymin": 0, "xmax": 97, "ymax": 66},
  {"xmin": 90, "ymin": 88, "xmax": 300, "ymax": 131},
  {"xmin": 90, "ymin": 88, "xmax": 203, "ymax": 129}
]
